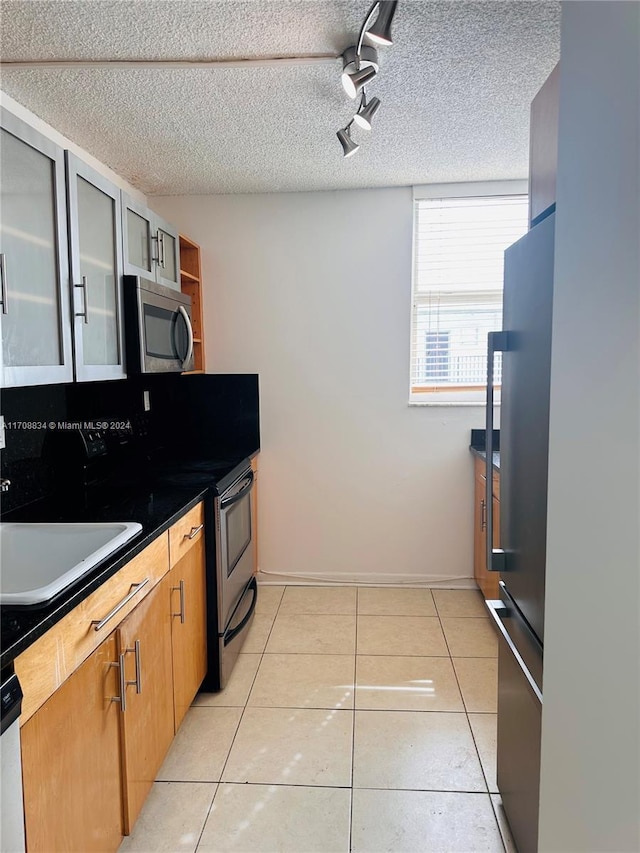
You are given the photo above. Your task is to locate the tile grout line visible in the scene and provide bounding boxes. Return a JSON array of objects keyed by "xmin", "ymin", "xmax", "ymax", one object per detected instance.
[
  {"xmin": 194, "ymin": 584, "xmax": 285, "ymax": 851},
  {"xmin": 349, "ymin": 587, "xmax": 359, "ymax": 853},
  {"xmin": 198, "ymin": 586, "xmax": 286, "ymax": 804},
  {"xmin": 440, "ymin": 591, "xmax": 504, "ymax": 850},
  {"xmin": 439, "ymin": 589, "xmax": 505, "ymax": 850},
  {"xmin": 189, "ymin": 779, "xmax": 502, "ymax": 794},
  {"xmin": 192, "ymin": 782, "xmax": 218, "ymax": 853},
  {"xmin": 489, "ymin": 793, "xmax": 511, "ymax": 853}
]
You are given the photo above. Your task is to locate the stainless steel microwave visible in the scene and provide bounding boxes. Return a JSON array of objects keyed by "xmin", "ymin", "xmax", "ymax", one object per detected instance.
[{"xmin": 123, "ymin": 276, "xmax": 194, "ymax": 374}]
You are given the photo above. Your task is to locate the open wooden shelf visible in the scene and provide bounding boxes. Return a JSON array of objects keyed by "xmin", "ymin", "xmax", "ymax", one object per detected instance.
[{"xmin": 179, "ymin": 235, "xmax": 205, "ymax": 372}]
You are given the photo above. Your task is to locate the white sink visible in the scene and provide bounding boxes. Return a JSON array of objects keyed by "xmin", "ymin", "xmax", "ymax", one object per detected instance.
[{"xmin": 0, "ymin": 522, "xmax": 143, "ymax": 606}]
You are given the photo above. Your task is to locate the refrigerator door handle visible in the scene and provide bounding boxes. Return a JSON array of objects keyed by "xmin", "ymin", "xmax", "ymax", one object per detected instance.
[
  {"xmin": 486, "ymin": 331, "xmax": 509, "ymax": 573},
  {"xmin": 486, "ymin": 599, "xmax": 543, "ymax": 704}
]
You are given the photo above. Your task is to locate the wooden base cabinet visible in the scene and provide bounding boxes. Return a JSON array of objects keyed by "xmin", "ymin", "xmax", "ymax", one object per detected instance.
[
  {"xmin": 21, "ymin": 633, "xmax": 123, "ymax": 853},
  {"xmin": 473, "ymin": 456, "xmax": 501, "ymax": 599},
  {"xmin": 170, "ymin": 535, "xmax": 207, "ymax": 731},
  {"xmin": 19, "ymin": 503, "xmax": 208, "ymax": 850},
  {"xmin": 118, "ymin": 574, "xmax": 175, "ymax": 834}
]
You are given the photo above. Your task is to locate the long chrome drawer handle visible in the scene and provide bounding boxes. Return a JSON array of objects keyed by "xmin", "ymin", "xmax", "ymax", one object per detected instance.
[
  {"xmin": 91, "ymin": 579, "xmax": 150, "ymax": 632},
  {"xmin": 184, "ymin": 524, "xmax": 204, "ymax": 541}
]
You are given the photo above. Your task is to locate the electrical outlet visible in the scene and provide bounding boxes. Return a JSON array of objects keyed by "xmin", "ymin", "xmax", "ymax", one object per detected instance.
[
  {"xmin": 143, "ymin": 391, "xmax": 151, "ymax": 412},
  {"xmin": 0, "ymin": 415, "xmax": 5, "ymax": 450}
]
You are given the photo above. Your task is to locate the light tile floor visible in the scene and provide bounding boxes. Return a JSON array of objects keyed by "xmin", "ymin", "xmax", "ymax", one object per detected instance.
[{"xmin": 119, "ymin": 586, "xmax": 517, "ymax": 853}]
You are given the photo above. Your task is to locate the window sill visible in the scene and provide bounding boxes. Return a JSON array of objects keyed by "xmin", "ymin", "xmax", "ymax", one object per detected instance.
[{"xmin": 408, "ymin": 401, "xmax": 501, "ymax": 408}]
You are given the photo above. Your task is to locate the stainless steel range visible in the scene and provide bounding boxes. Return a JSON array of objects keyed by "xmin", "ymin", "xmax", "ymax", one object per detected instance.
[
  {"xmin": 156, "ymin": 457, "xmax": 257, "ymax": 691},
  {"xmin": 213, "ymin": 464, "xmax": 257, "ymax": 688}
]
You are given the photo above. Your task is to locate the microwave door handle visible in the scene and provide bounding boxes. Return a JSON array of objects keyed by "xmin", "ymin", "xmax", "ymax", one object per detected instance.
[{"xmin": 177, "ymin": 305, "xmax": 194, "ymax": 370}]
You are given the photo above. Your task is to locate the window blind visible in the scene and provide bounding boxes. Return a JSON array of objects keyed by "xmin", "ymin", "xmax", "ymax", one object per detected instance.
[{"xmin": 410, "ymin": 194, "xmax": 528, "ymax": 396}]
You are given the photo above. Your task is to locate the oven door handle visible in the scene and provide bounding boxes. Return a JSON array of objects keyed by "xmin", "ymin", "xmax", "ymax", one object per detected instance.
[
  {"xmin": 224, "ymin": 578, "xmax": 258, "ymax": 646},
  {"xmin": 220, "ymin": 471, "xmax": 254, "ymax": 509}
]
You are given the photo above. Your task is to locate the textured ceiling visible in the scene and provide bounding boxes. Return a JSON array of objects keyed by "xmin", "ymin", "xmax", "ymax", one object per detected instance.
[{"xmin": 0, "ymin": 1, "xmax": 560, "ymax": 195}]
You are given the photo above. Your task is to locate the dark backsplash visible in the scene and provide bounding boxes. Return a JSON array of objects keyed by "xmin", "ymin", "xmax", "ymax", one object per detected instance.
[
  {"xmin": 1, "ymin": 374, "xmax": 260, "ymax": 514},
  {"xmin": 470, "ymin": 428, "xmax": 500, "ymax": 451},
  {"xmin": 0, "ymin": 384, "xmax": 68, "ymax": 512}
]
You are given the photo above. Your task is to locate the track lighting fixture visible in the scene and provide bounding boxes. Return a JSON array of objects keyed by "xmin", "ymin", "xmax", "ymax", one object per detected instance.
[
  {"xmin": 337, "ymin": 123, "xmax": 360, "ymax": 158},
  {"xmin": 335, "ymin": 1, "xmax": 398, "ymax": 157},
  {"xmin": 353, "ymin": 94, "xmax": 381, "ymax": 130}
]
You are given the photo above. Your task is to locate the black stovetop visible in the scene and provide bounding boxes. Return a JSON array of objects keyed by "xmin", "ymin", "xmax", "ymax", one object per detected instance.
[{"xmin": 149, "ymin": 455, "xmax": 250, "ymax": 492}]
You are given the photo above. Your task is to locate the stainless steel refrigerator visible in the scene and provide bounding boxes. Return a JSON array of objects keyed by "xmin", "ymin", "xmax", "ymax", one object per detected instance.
[{"xmin": 485, "ymin": 211, "xmax": 555, "ymax": 852}]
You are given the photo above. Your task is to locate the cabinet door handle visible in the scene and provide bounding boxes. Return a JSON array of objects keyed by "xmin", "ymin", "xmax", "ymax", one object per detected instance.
[
  {"xmin": 184, "ymin": 524, "xmax": 204, "ymax": 541},
  {"xmin": 159, "ymin": 232, "xmax": 166, "ymax": 269},
  {"xmin": 480, "ymin": 499, "xmax": 486, "ymax": 532},
  {"xmin": 91, "ymin": 579, "xmax": 150, "ymax": 631},
  {"xmin": 124, "ymin": 639, "xmax": 142, "ymax": 695},
  {"xmin": 172, "ymin": 579, "xmax": 185, "ymax": 624},
  {"xmin": 74, "ymin": 275, "xmax": 89, "ymax": 324},
  {"xmin": 110, "ymin": 652, "xmax": 127, "ymax": 712},
  {"xmin": 0, "ymin": 253, "xmax": 8, "ymax": 314},
  {"xmin": 152, "ymin": 233, "xmax": 160, "ymax": 264},
  {"xmin": 115, "ymin": 640, "xmax": 142, "ymax": 700}
]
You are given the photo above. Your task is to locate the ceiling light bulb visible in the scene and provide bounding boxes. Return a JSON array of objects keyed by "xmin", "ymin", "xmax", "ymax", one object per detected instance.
[
  {"xmin": 366, "ymin": 0, "xmax": 398, "ymax": 46},
  {"xmin": 341, "ymin": 65, "xmax": 377, "ymax": 99},
  {"xmin": 353, "ymin": 96, "xmax": 381, "ymax": 130},
  {"xmin": 337, "ymin": 126, "xmax": 359, "ymax": 158}
]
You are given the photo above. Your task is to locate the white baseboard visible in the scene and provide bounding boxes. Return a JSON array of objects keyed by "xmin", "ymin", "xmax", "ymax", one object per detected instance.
[{"xmin": 256, "ymin": 569, "xmax": 477, "ymax": 589}]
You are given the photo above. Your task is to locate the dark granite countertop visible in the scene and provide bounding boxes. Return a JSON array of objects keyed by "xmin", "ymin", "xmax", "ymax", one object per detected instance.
[
  {"xmin": 0, "ymin": 481, "xmax": 209, "ymax": 669},
  {"xmin": 470, "ymin": 446, "xmax": 501, "ymax": 472},
  {"xmin": 469, "ymin": 428, "xmax": 500, "ymax": 472}
]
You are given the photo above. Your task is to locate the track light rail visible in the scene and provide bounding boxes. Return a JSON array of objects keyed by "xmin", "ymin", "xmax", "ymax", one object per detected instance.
[{"xmin": 0, "ymin": 55, "xmax": 340, "ymax": 71}]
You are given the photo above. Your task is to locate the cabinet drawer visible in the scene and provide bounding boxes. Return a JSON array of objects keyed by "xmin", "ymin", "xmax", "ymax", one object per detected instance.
[
  {"xmin": 169, "ymin": 502, "xmax": 205, "ymax": 568},
  {"xmin": 15, "ymin": 533, "xmax": 169, "ymax": 725}
]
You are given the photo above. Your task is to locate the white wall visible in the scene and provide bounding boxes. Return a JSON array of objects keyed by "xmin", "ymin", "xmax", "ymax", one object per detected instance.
[
  {"xmin": 0, "ymin": 92, "xmax": 146, "ymax": 201},
  {"xmin": 152, "ymin": 189, "xmax": 485, "ymax": 584},
  {"xmin": 539, "ymin": 3, "xmax": 640, "ymax": 850}
]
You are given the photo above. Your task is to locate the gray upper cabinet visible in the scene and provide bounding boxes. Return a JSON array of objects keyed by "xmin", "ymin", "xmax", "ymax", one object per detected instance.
[
  {"xmin": 66, "ymin": 153, "xmax": 126, "ymax": 381},
  {"xmin": 0, "ymin": 110, "xmax": 74, "ymax": 387},
  {"xmin": 122, "ymin": 193, "xmax": 180, "ymax": 290},
  {"xmin": 154, "ymin": 214, "xmax": 180, "ymax": 290},
  {"xmin": 122, "ymin": 193, "xmax": 154, "ymax": 280}
]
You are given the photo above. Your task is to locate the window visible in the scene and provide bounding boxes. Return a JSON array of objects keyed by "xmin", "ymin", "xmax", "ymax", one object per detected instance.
[
  {"xmin": 424, "ymin": 330, "xmax": 449, "ymax": 381},
  {"xmin": 410, "ymin": 185, "xmax": 528, "ymax": 403}
]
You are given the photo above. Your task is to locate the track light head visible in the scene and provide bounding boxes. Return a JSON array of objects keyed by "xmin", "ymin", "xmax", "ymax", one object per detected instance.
[
  {"xmin": 340, "ymin": 45, "xmax": 379, "ymax": 98},
  {"xmin": 353, "ymin": 95, "xmax": 381, "ymax": 130},
  {"xmin": 337, "ymin": 124, "xmax": 359, "ymax": 157},
  {"xmin": 341, "ymin": 64, "xmax": 377, "ymax": 98},
  {"xmin": 366, "ymin": 0, "xmax": 398, "ymax": 46}
]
